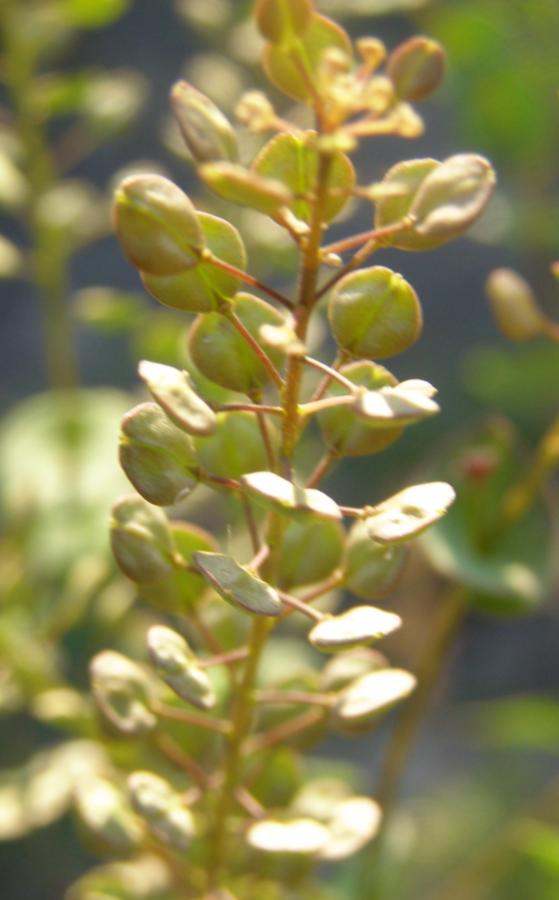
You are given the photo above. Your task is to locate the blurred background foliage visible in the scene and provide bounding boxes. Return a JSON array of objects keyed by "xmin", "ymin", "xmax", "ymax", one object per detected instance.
[{"xmin": 0, "ymin": 0, "xmax": 558, "ymax": 898}]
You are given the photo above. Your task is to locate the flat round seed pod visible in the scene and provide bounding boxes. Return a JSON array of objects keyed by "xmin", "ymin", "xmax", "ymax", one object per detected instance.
[{"xmin": 308, "ymin": 605, "xmax": 401, "ymax": 652}]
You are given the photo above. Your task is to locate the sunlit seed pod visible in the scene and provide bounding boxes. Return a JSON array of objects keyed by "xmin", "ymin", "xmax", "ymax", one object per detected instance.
[
  {"xmin": 147, "ymin": 625, "xmax": 215, "ymax": 710},
  {"xmin": 74, "ymin": 777, "xmax": 142, "ymax": 853},
  {"xmin": 138, "ymin": 360, "xmax": 216, "ymax": 436},
  {"xmin": 333, "ymin": 668, "xmax": 417, "ymax": 731},
  {"xmin": 241, "ymin": 470, "xmax": 342, "ymax": 521},
  {"xmin": 308, "ymin": 605, "xmax": 401, "ymax": 653},
  {"xmin": 374, "ymin": 158, "xmax": 441, "ymax": 251},
  {"xmin": 110, "ymin": 495, "xmax": 177, "ymax": 583},
  {"xmin": 486, "ymin": 268, "xmax": 545, "ymax": 341},
  {"xmin": 138, "ymin": 521, "xmax": 218, "ymax": 614},
  {"xmin": 128, "ymin": 771, "xmax": 195, "ymax": 851},
  {"xmin": 344, "ymin": 519, "xmax": 406, "ymax": 600},
  {"xmin": 247, "ymin": 817, "xmax": 330, "ymax": 855},
  {"xmin": 195, "ymin": 411, "xmax": 276, "ymax": 480},
  {"xmin": 365, "ymin": 481, "xmax": 456, "ymax": 544},
  {"xmin": 320, "ymin": 647, "xmax": 388, "ymax": 692},
  {"xmin": 387, "ymin": 36, "xmax": 445, "ymax": 103},
  {"xmin": 170, "ymin": 80, "xmax": 238, "ymax": 163},
  {"xmin": 193, "ymin": 551, "xmax": 282, "ymax": 616},
  {"xmin": 113, "ymin": 173, "xmax": 204, "ymax": 276},
  {"xmin": 277, "ymin": 517, "xmax": 344, "ymax": 589},
  {"xmin": 328, "ymin": 266, "xmax": 422, "ymax": 360},
  {"xmin": 199, "ymin": 161, "xmax": 292, "ymax": 216},
  {"xmin": 90, "ymin": 651, "xmax": 156, "ymax": 736}
]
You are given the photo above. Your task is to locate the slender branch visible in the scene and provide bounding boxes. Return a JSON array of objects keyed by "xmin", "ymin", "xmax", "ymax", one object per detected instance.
[
  {"xmin": 205, "ymin": 251, "xmax": 294, "ymax": 310},
  {"xmin": 303, "ymin": 354, "xmax": 358, "ymax": 392},
  {"xmin": 339, "ymin": 505, "xmax": 365, "ymax": 518},
  {"xmin": 154, "ymin": 702, "xmax": 231, "ymax": 735},
  {"xmin": 215, "ymin": 401, "xmax": 283, "ymax": 417},
  {"xmin": 236, "ymin": 787, "xmax": 266, "ymax": 819},
  {"xmin": 278, "ymin": 589, "xmax": 326, "ymax": 621},
  {"xmin": 306, "ymin": 449, "xmax": 338, "ymax": 489},
  {"xmin": 254, "ymin": 689, "xmax": 334, "ymax": 707},
  {"xmin": 198, "ymin": 647, "xmax": 250, "ymax": 669},
  {"xmin": 225, "ymin": 308, "xmax": 284, "ymax": 389},
  {"xmin": 247, "ymin": 707, "xmax": 325, "ymax": 754},
  {"xmin": 300, "ymin": 393, "xmax": 356, "ymax": 418},
  {"xmin": 154, "ymin": 732, "xmax": 210, "ymax": 790},
  {"xmin": 242, "ymin": 494, "xmax": 261, "ymax": 555},
  {"xmin": 250, "ymin": 389, "xmax": 278, "ymax": 471}
]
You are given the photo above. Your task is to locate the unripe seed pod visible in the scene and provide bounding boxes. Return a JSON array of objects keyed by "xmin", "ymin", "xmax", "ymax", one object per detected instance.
[
  {"xmin": 113, "ymin": 174, "xmax": 204, "ymax": 276},
  {"xmin": 110, "ymin": 495, "xmax": 177, "ymax": 583},
  {"xmin": 138, "ymin": 522, "xmax": 218, "ymax": 614},
  {"xmin": 188, "ymin": 293, "xmax": 284, "ymax": 393},
  {"xmin": 138, "ymin": 360, "xmax": 216, "ymax": 436},
  {"xmin": 195, "ymin": 411, "xmax": 276, "ymax": 479},
  {"xmin": 119, "ymin": 402, "xmax": 197, "ymax": 506},
  {"xmin": 170, "ymin": 80, "xmax": 238, "ymax": 163},
  {"xmin": 344, "ymin": 519, "xmax": 406, "ymax": 600},
  {"xmin": 486, "ymin": 268, "xmax": 545, "ymax": 341},
  {"xmin": 128, "ymin": 771, "xmax": 195, "ymax": 851},
  {"xmin": 199, "ymin": 161, "xmax": 292, "ymax": 216},
  {"xmin": 374, "ymin": 158, "xmax": 441, "ymax": 251},
  {"xmin": 387, "ymin": 36, "xmax": 445, "ymax": 103},
  {"xmin": 147, "ymin": 625, "xmax": 215, "ymax": 710},
  {"xmin": 328, "ymin": 266, "xmax": 422, "ymax": 359},
  {"xmin": 255, "ymin": 0, "xmax": 313, "ymax": 43},
  {"xmin": 318, "ymin": 362, "xmax": 403, "ymax": 457},
  {"xmin": 90, "ymin": 650, "xmax": 156, "ymax": 736},
  {"xmin": 74, "ymin": 777, "xmax": 142, "ymax": 853},
  {"xmin": 278, "ymin": 517, "xmax": 344, "ymax": 589}
]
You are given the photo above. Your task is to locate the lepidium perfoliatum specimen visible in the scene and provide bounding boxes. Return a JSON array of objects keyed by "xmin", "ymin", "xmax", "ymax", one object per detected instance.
[{"xmin": 85, "ymin": 2, "xmax": 495, "ymax": 896}]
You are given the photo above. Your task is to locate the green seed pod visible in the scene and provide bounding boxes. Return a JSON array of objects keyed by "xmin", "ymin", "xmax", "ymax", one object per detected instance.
[
  {"xmin": 387, "ymin": 36, "xmax": 445, "ymax": 103},
  {"xmin": 309, "ymin": 605, "xmax": 401, "ymax": 653},
  {"xmin": 247, "ymin": 817, "xmax": 330, "ymax": 856},
  {"xmin": 147, "ymin": 625, "xmax": 215, "ymax": 710},
  {"xmin": 486, "ymin": 268, "xmax": 545, "ymax": 341},
  {"xmin": 139, "ymin": 522, "xmax": 218, "ymax": 614},
  {"xmin": 141, "ymin": 211, "xmax": 246, "ymax": 314},
  {"xmin": 170, "ymin": 80, "xmax": 238, "ymax": 163},
  {"xmin": 328, "ymin": 266, "xmax": 422, "ymax": 359},
  {"xmin": 344, "ymin": 519, "xmax": 406, "ymax": 600},
  {"xmin": 409, "ymin": 153, "xmax": 496, "ymax": 241},
  {"xmin": 90, "ymin": 651, "xmax": 156, "ymax": 736},
  {"xmin": 199, "ymin": 161, "xmax": 292, "ymax": 216},
  {"xmin": 138, "ymin": 360, "xmax": 216, "ymax": 436},
  {"xmin": 333, "ymin": 668, "xmax": 416, "ymax": 731},
  {"xmin": 278, "ymin": 517, "xmax": 344, "ymax": 589},
  {"xmin": 320, "ymin": 648, "xmax": 388, "ymax": 692},
  {"xmin": 113, "ymin": 173, "xmax": 204, "ymax": 276},
  {"xmin": 193, "ymin": 551, "xmax": 282, "ymax": 617},
  {"xmin": 188, "ymin": 293, "xmax": 284, "ymax": 393},
  {"xmin": 255, "ymin": 0, "xmax": 313, "ymax": 43},
  {"xmin": 119, "ymin": 402, "xmax": 197, "ymax": 506},
  {"xmin": 110, "ymin": 495, "xmax": 177, "ymax": 583},
  {"xmin": 241, "ymin": 470, "xmax": 342, "ymax": 521},
  {"xmin": 195, "ymin": 411, "xmax": 275, "ymax": 479},
  {"xmin": 365, "ymin": 481, "xmax": 455, "ymax": 544},
  {"xmin": 318, "ymin": 362, "xmax": 403, "ymax": 457},
  {"xmin": 128, "ymin": 771, "xmax": 195, "ymax": 851},
  {"xmin": 374, "ymin": 158, "xmax": 442, "ymax": 251},
  {"xmin": 74, "ymin": 777, "xmax": 142, "ymax": 854}
]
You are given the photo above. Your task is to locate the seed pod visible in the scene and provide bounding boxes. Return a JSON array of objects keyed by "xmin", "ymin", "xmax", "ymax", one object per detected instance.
[
  {"xmin": 110, "ymin": 495, "xmax": 177, "ymax": 583},
  {"xmin": 193, "ymin": 551, "xmax": 282, "ymax": 617},
  {"xmin": 278, "ymin": 517, "xmax": 344, "ymax": 589},
  {"xmin": 199, "ymin": 162, "xmax": 292, "ymax": 216},
  {"xmin": 138, "ymin": 360, "xmax": 216, "ymax": 436},
  {"xmin": 119, "ymin": 402, "xmax": 197, "ymax": 506},
  {"xmin": 170, "ymin": 80, "xmax": 238, "ymax": 163},
  {"xmin": 188, "ymin": 293, "xmax": 284, "ymax": 393},
  {"xmin": 128, "ymin": 771, "xmax": 195, "ymax": 851},
  {"xmin": 333, "ymin": 668, "xmax": 416, "ymax": 731},
  {"xmin": 328, "ymin": 266, "xmax": 422, "ymax": 359},
  {"xmin": 344, "ymin": 519, "xmax": 406, "ymax": 600},
  {"xmin": 195, "ymin": 411, "xmax": 275, "ymax": 480},
  {"xmin": 255, "ymin": 0, "xmax": 313, "ymax": 43},
  {"xmin": 147, "ymin": 625, "xmax": 215, "ymax": 710},
  {"xmin": 374, "ymin": 158, "xmax": 441, "ymax": 251},
  {"xmin": 74, "ymin": 777, "xmax": 142, "ymax": 853},
  {"xmin": 90, "ymin": 651, "xmax": 156, "ymax": 736},
  {"xmin": 113, "ymin": 174, "xmax": 204, "ymax": 276},
  {"xmin": 486, "ymin": 268, "xmax": 545, "ymax": 341},
  {"xmin": 387, "ymin": 36, "xmax": 445, "ymax": 103},
  {"xmin": 365, "ymin": 481, "xmax": 456, "ymax": 544},
  {"xmin": 241, "ymin": 470, "xmax": 342, "ymax": 521},
  {"xmin": 308, "ymin": 605, "xmax": 401, "ymax": 653}
]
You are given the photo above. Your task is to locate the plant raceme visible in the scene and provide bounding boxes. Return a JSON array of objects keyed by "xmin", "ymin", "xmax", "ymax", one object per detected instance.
[{"xmin": 83, "ymin": 2, "xmax": 495, "ymax": 896}]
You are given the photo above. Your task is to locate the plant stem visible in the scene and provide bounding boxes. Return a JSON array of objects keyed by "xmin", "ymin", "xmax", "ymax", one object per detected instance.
[
  {"xmin": 225, "ymin": 309, "xmax": 284, "ymax": 389},
  {"xmin": 206, "ymin": 617, "xmax": 270, "ymax": 892},
  {"xmin": 375, "ymin": 585, "xmax": 468, "ymax": 821},
  {"xmin": 306, "ymin": 449, "xmax": 337, "ymax": 488},
  {"xmin": 206, "ymin": 252, "xmax": 294, "ymax": 310},
  {"xmin": 247, "ymin": 707, "xmax": 325, "ymax": 754}
]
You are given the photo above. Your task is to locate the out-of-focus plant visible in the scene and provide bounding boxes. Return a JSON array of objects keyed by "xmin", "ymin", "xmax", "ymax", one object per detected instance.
[{"xmin": 70, "ymin": 2, "xmax": 499, "ymax": 896}]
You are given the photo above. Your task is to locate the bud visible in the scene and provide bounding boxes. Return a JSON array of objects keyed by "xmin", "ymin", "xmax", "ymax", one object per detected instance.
[
  {"xmin": 328, "ymin": 266, "xmax": 422, "ymax": 360},
  {"xmin": 188, "ymin": 293, "xmax": 284, "ymax": 393},
  {"xmin": 74, "ymin": 777, "xmax": 142, "ymax": 853},
  {"xmin": 410, "ymin": 153, "xmax": 496, "ymax": 241},
  {"xmin": 387, "ymin": 36, "xmax": 445, "ymax": 103},
  {"xmin": 113, "ymin": 174, "xmax": 204, "ymax": 276},
  {"xmin": 356, "ymin": 37, "xmax": 386, "ymax": 71},
  {"xmin": 119, "ymin": 403, "xmax": 197, "ymax": 506},
  {"xmin": 138, "ymin": 360, "xmax": 216, "ymax": 436},
  {"xmin": 90, "ymin": 650, "xmax": 156, "ymax": 736},
  {"xmin": 255, "ymin": 0, "xmax": 313, "ymax": 43},
  {"xmin": 170, "ymin": 80, "xmax": 238, "ymax": 163},
  {"xmin": 199, "ymin": 161, "xmax": 292, "ymax": 216},
  {"xmin": 110, "ymin": 495, "xmax": 177, "ymax": 583},
  {"xmin": 344, "ymin": 519, "xmax": 406, "ymax": 600},
  {"xmin": 147, "ymin": 625, "xmax": 215, "ymax": 710},
  {"xmin": 486, "ymin": 268, "xmax": 545, "ymax": 341},
  {"xmin": 308, "ymin": 605, "xmax": 401, "ymax": 653},
  {"xmin": 128, "ymin": 771, "xmax": 195, "ymax": 851}
]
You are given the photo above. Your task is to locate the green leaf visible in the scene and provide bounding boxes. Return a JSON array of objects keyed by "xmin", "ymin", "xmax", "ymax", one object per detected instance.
[
  {"xmin": 309, "ymin": 605, "xmax": 401, "ymax": 652},
  {"xmin": 199, "ymin": 161, "xmax": 292, "ymax": 215},
  {"xmin": 138, "ymin": 360, "xmax": 216, "ymax": 436},
  {"xmin": 255, "ymin": 0, "xmax": 313, "ymax": 43},
  {"xmin": 110, "ymin": 495, "xmax": 178, "ymax": 583},
  {"xmin": 195, "ymin": 411, "xmax": 276, "ymax": 479},
  {"xmin": 386, "ymin": 36, "xmax": 445, "ymax": 103},
  {"xmin": 128, "ymin": 771, "xmax": 195, "ymax": 851},
  {"xmin": 188, "ymin": 293, "xmax": 284, "ymax": 393},
  {"xmin": 138, "ymin": 522, "xmax": 217, "ymax": 614},
  {"xmin": 365, "ymin": 481, "xmax": 455, "ymax": 544},
  {"xmin": 318, "ymin": 361, "xmax": 403, "ymax": 457},
  {"xmin": 253, "ymin": 132, "xmax": 355, "ymax": 224},
  {"xmin": 147, "ymin": 625, "xmax": 215, "ymax": 710},
  {"xmin": 241, "ymin": 470, "xmax": 342, "ymax": 521},
  {"xmin": 170, "ymin": 80, "xmax": 238, "ymax": 163},
  {"xmin": 328, "ymin": 266, "xmax": 422, "ymax": 360},
  {"xmin": 142, "ymin": 211, "xmax": 246, "ymax": 313},
  {"xmin": 90, "ymin": 651, "xmax": 156, "ymax": 736},
  {"xmin": 119, "ymin": 402, "xmax": 197, "ymax": 506},
  {"xmin": 334, "ymin": 668, "xmax": 416, "ymax": 729},
  {"xmin": 193, "ymin": 551, "xmax": 282, "ymax": 616},
  {"xmin": 419, "ymin": 420, "xmax": 554, "ymax": 613},
  {"xmin": 113, "ymin": 174, "xmax": 204, "ymax": 276},
  {"xmin": 263, "ymin": 13, "xmax": 352, "ymax": 103},
  {"xmin": 344, "ymin": 519, "xmax": 406, "ymax": 600},
  {"xmin": 278, "ymin": 517, "xmax": 344, "ymax": 589}
]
